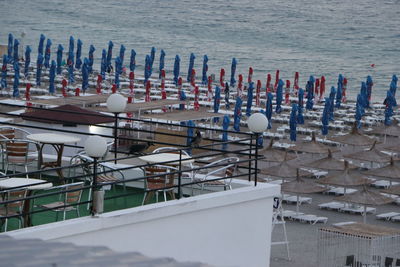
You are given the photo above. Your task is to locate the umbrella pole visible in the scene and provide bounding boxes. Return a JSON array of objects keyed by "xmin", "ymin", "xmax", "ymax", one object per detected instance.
[
  {"xmin": 363, "ymin": 205, "xmax": 367, "ymax": 224},
  {"xmin": 296, "ymin": 195, "xmax": 300, "ymax": 215}
]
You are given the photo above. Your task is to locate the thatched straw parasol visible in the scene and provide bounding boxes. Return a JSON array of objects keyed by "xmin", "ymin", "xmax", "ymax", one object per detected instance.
[
  {"xmin": 259, "ymin": 153, "xmax": 311, "ymax": 179},
  {"xmin": 301, "ymin": 150, "xmax": 357, "ymax": 171},
  {"xmin": 289, "ymin": 132, "xmax": 339, "ymax": 154},
  {"xmin": 362, "ymin": 157, "xmax": 400, "ymax": 186},
  {"xmin": 317, "ymin": 161, "xmax": 371, "ymax": 194},
  {"xmin": 367, "ymin": 118, "xmax": 400, "ymax": 137},
  {"xmin": 259, "ymin": 139, "xmax": 296, "ymax": 162},
  {"xmin": 329, "ymin": 122, "xmax": 377, "ymax": 147},
  {"xmin": 281, "ymin": 169, "xmax": 327, "ymax": 214},
  {"xmin": 336, "ymin": 186, "xmax": 394, "ymax": 223},
  {"xmin": 344, "ymin": 141, "xmax": 391, "ymax": 165},
  {"xmin": 381, "ymin": 185, "xmax": 400, "ymax": 196}
]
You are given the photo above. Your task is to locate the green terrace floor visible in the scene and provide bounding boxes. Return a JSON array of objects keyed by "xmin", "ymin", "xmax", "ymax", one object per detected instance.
[{"xmin": 1, "ymin": 184, "xmax": 173, "ymax": 232}]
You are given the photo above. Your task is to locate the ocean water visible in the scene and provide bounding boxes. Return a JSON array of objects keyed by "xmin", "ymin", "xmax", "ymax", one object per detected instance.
[{"xmin": 0, "ymin": 0, "xmax": 399, "ymax": 101}]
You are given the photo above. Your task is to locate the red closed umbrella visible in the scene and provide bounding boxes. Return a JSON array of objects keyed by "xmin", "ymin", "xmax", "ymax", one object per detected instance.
[
  {"xmin": 319, "ymin": 76, "xmax": 326, "ymax": 101},
  {"xmin": 256, "ymin": 79, "xmax": 261, "ymax": 106},
  {"xmin": 145, "ymin": 80, "xmax": 151, "ymax": 102},
  {"xmin": 194, "ymin": 86, "xmax": 200, "ymax": 111},
  {"xmin": 293, "ymin": 72, "xmax": 299, "ymax": 92},
  {"xmin": 266, "ymin": 73, "xmax": 272, "ymax": 93},
  {"xmin": 96, "ymin": 74, "xmax": 102, "ymax": 95},
  {"xmin": 207, "ymin": 75, "xmax": 213, "ymax": 101},
  {"xmin": 129, "ymin": 71, "xmax": 134, "ymax": 95},
  {"xmin": 274, "ymin": 69, "xmax": 280, "ymax": 91},
  {"xmin": 61, "ymin": 79, "xmax": 67, "ymax": 97},
  {"xmin": 285, "ymin": 80, "xmax": 290, "ymax": 104},
  {"xmin": 161, "ymin": 69, "xmax": 166, "ymax": 100},
  {"xmin": 248, "ymin": 67, "xmax": 253, "ymax": 84},
  {"xmin": 220, "ymin": 68, "xmax": 225, "ymax": 87},
  {"xmin": 237, "ymin": 74, "xmax": 243, "ymax": 97}
]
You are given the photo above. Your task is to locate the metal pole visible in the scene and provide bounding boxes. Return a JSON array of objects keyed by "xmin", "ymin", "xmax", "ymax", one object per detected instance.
[
  {"xmin": 255, "ymin": 133, "xmax": 259, "ymax": 186},
  {"xmin": 114, "ymin": 113, "xmax": 118, "ymax": 164},
  {"xmin": 248, "ymin": 134, "xmax": 253, "ymax": 182},
  {"xmin": 177, "ymin": 150, "xmax": 182, "ymax": 199},
  {"xmin": 91, "ymin": 157, "xmax": 98, "ymax": 216}
]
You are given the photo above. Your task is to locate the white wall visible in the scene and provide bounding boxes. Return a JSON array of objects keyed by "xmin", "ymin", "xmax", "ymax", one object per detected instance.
[{"xmin": 6, "ymin": 183, "xmax": 280, "ymax": 267}]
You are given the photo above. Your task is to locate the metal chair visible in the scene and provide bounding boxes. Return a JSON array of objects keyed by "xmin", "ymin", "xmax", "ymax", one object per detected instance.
[
  {"xmin": 0, "ymin": 188, "xmax": 27, "ymax": 231},
  {"xmin": 192, "ymin": 157, "xmax": 239, "ymax": 192},
  {"xmin": 40, "ymin": 182, "xmax": 84, "ymax": 221},
  {"xmin": 0, "ymin": 126, "xmax": 32, "ymax": 170},
  {"xmin": 2, "ymin": 139, "xmax": 39, "ymax": 178},
  {"xmin": 142, "ymin": 165, "xmax": 178, "ymax": 205}
]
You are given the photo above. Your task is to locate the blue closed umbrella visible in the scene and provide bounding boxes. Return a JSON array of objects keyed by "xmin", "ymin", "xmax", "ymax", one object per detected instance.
[
  {"xmin": 366, "ymin": 76, "xmax": 373, "ymax": 108},
  {"xmin": 13, "ymin": 61, "xmax": 19, "ymax": 97},
  {"xmin": 44, "ymin": 39, "xmax": 52, "ymax": 68},
  {"xmin": 24, "ymin": 46, "xmax": 31, "ymax": 76},
  {"xmin": 82, "ymin": 58, "xmax": 89, "ymax": 92},
  {"xmin": 335, "ymin": 74, "xmax": 343, "ymax": 108},
  {"xmin": 306, "ymin": 78, "xmax": 314, "ymax": 110},
  {"xmin": 289, "ymin": 103, "xmax": 298, "ymax": 141},
  {"xmin": 297, "ymin": 88, "xmax": 304, "ymax": 124},
  {"xmin": 67, "ymin": 36, "xmax": 74, "ymax": 66},
  {"xmin": 159, "ymin": 49, "xmax": 165, "ymax": 79},
  {"xmin": 119, "ymin": 44, "xmax": 126, "ymax": 66},
  {"xmin": 130, "ymin": 49, "xmax": 136, "ymax": 72},
  {"xmin": 321, "ymin": 97, "xmax": 330, "ymax": 135},
  {"xmin": 149, "ymin": 47, "xmax": 156, "ymax": 70},
  {"xmin": 186, "ymin": 120, "xmax": 195, "ymax": 155},
  {"xmin": 13, "ymin": 39, "xmax": 19, "ymax": 63},
  {"xmin": 115, "ymin": 56, "xmax": 122, "ymax": 89},
  {"xmin": 173, "ymin": 55, "xmax": 180, "ymax": 85},
  {"xmin": 233, "ymin": 96, "xmax": 242, "ymax": 132},
  {"xmin": 144, "ymin": 55, "xmax": 151, "ymax": 83},
  {"xmin": 390, "ymin": 75, "xmax": 398, "ymax": 99},
  {"xmin": 328, "ymin": 86, "xmax": 336, "ymax": 121},
  {"xmin": 222, "ymin": 115, "xmax": 230, "ymax": 150},
  {"xmin": 1, "ymin": 55, "xmax": 7, "ymax": 89},
  {"xmin": 187, "ymin": 53, "xmax": 195, "ymax": 82},
  {"xmin": 355, "ymin": 94, "xmax": 363, "ymax": 128},
  {"xmin": 56, "ymin": 44, "xmax": 63, "ymax": 75},
  {"xmin": 36, "ymin": 53, "xmax": 43, "ymax": 86},
  {"xmin": 360, "ymin": 82, "xmax": 368, "ymax": 112},
  {"xmin": 68, "ymin": 50, "xmax": 74, "ymax": 84},
  {"xmin": 49, "ymin": 60, "xmax": 56, "ymax": 94},
  {"xmin": 266, "ymin": 92, "xmax": 273, "ymax": 129},
  {"xmin": 101, "ymin": 49, "xmax": 107, "ymax": 79},
  {"xmin": 106, "ymin": 41, "xmax": 113, "ymax": 72},
  {"xmin": 202, "ymin": 55, "xmax": 208, "ymax": 85},
  {"xmin": 38, "ymin": 34, "xmax": 45, "ymax": 56},
  {"xmin": 7, "ymin": 33, "xmax": 13, "ymax": 63},
  {"xmin": 276, "ymin": 79, "xmax": 284, "ymax": 113},
  {"xmin": 230, "ymin": 58, "xmax": 237, "ymax": 87},
  {"xmin": 88, "ymin": 45, "xmax": 95, "ymax": 73},
  {"xmin": 384, "ymin": 90, "xmax": 396, "ymax": 126},
  {"xmin": 179, "ymin": 89, "xmax": 187, "ymax": 110},
  {"xmin": 246, "ymin": 82, "xmax": 254, "ymax": 116},
  {"xmin": 75, "ymin": 39, "xmax": 82, "ymax": 69},
  {"xmin": 214, "ymin": 86, "xmax": 221, "ymax": 123}
]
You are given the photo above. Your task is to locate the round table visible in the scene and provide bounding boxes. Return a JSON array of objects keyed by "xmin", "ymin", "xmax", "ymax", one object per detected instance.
[
  {"xmin": 27, "ymin": 133, "xmax": 81, "ymax": 181},
  {"xmin": 139, "ymin": 153, "xmax": 194, "ymax": 166},
  {"xmin": 0, "ymin": 177, "xmax": 53, "ymax": 227}
]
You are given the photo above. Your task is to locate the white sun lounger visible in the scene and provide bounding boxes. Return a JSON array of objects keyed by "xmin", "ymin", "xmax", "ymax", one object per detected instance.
[
  {"xmin": 391, "ymin": 215, "xmax": 400, "ymax": 222},
  {"xmin": 291, "ymin": 214, "xmax": 328, "ymax": 225},
  {"xmin": 376, "ymin": 212, "xmax": 400, "ymax": 220},
  {"xmin": 326, "ymin": 187, "xmax": 358, "ymax": 196},
  {"xmin": 282, "ymin": 195, "xmax": 312, "ymax": 204},
  {"xmin": 371, "ymin": 180, "xmax": 399, "ymax": 189},
  {"xmin": 279, "ymin": 210, "xmax": 304, "ymax": 219},
  {"xmin": 340, "ymin": 206, "xmax": 376, "ymax": 214},
  {"xmin": 332, "ymin": 221, "xmax": 356, "ymax": 226},
  {"xmin": 318, "ymin": 201, "xmax": 344, "ymax": 211}
]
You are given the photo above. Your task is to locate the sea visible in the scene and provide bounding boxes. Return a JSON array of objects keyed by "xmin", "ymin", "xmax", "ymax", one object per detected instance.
[{"xmin": 0, "ymin": 0, "xmax": 399, "ymax": 101}]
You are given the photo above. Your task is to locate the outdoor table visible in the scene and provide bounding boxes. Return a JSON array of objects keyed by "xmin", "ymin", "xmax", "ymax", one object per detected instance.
[
  {"xmin": 27, "ymin": 133, "xmax": 81, "ymax": 181},
  {"xmin": 139, "ymin": 153, "xmax": 194, "ymax": 166},
  {"xmin": 0, "ymin": 177, "xmax": 53, "ymax": 227}
]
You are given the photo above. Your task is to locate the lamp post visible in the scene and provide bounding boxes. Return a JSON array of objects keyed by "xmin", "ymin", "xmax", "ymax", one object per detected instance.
[
  {"xmin": 85, "ymin": 135, "xmax": 108, "ymax": 216},
  {"xmin": 247, "ymin": 113, "xmax": 268, "ymax": 186},
  {"xmin": 106, "ymin": 93, "xmax": 127, "ymax": 164}
]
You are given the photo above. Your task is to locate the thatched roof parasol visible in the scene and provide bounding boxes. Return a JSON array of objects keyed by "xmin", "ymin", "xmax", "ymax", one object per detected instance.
[
  {"xmin": 381, "ymin": 185, "xmax": 400, "ymax": 196},
  {"xmin": 329, "ymin": 122, "xmax": 377, "ymax": 146},
  {"xmin": 362, "ymin": 157, "xmax": 400, "ymax": 180},
  {"xmin": 344, "ymin": 141, "xmax": 391, "ymax": 164},
  {"xmin": 317, "ymin": 161, "xmax": 371, "ymax": 187},
  {"xmin": 281, "ymin": 171, "xmax": 327, "ymax": 194},
  {"xmin": 301, "ymin": 150, "xmax": 357, "ymax": 171},
  {"xmin": 259, "ymin": 139, "xmax": 296, "ymax": 162},
  {"xmin": 335, "ymin": 186, "xmax": 394, "ymax": 223},
  {"xmin": 367, "ymin": 118, "xmax": 400, "ymax": 137},
  {"xmin": 289, "ymin": 132, "xmax": 339, "ymax": 154},
  {"xmin": 259, "ymin": 154, "xmax": 311, "ymax": 179}
]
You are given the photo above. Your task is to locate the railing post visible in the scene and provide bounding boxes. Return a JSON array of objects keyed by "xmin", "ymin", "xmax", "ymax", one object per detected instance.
[
  {"xmin": 91, "ymin": 157, "xmax": 98, "ymax": 216},
  {"xmin": 113, "ymin": 113, "xmax": 119, "ymax": 164},
  {"xmin": 248, "ymin": 135, "xmax": 253, "ymax": 182},
  {"xmin": 177, "ymin": 149, "xmax": 182, "ymax": 199},
  {"xmin": 255, "ymin": 133, "xmax": 259, "ymax": 186}
]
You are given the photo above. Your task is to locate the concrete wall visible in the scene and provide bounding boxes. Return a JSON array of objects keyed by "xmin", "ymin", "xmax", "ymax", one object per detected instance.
[{"xmin": 6, "ymin": 183, "xmax": 280, "ymax": 267}]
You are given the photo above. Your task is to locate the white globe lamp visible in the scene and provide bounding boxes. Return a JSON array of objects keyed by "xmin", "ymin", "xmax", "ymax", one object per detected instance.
[
  {"xmin": 84, "ymin": 136, "xmax": 108, "ymax": 158},
  {"xmin": 106, "ymin": 93, "xmax": 127, "ymax": 113},
  {"xmin": 247, "ymin": 113, "xmax": 268, "ymax": 133}
]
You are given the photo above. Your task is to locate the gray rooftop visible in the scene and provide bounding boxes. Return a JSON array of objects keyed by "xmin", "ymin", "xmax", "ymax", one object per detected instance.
[{"xmin": 0, "ymin": 235, "xmax": 211, "ymax": 267}]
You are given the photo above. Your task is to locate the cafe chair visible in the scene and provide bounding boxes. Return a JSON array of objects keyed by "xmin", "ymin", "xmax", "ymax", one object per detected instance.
[
  {"xmin": 40, "ymin": 182, "xmax": 84, "ymax": 221},
  {"xmin": 0, "ymin": 127, "xmax": 32, "ymax": 170},
  {"xmin": 0, "ymin": 188, "xmax": 27, "ymax": 232},
  {"xmin": 2, "ymin": 139, "xmax": 40, "ymax": 178},
  {"xmin": 142, "ymin": 165, "xmax": 178, "ymax": 205},
  {"xmin": 192, "ymin": 157, "xmax": 239, "ymax": 193}
]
